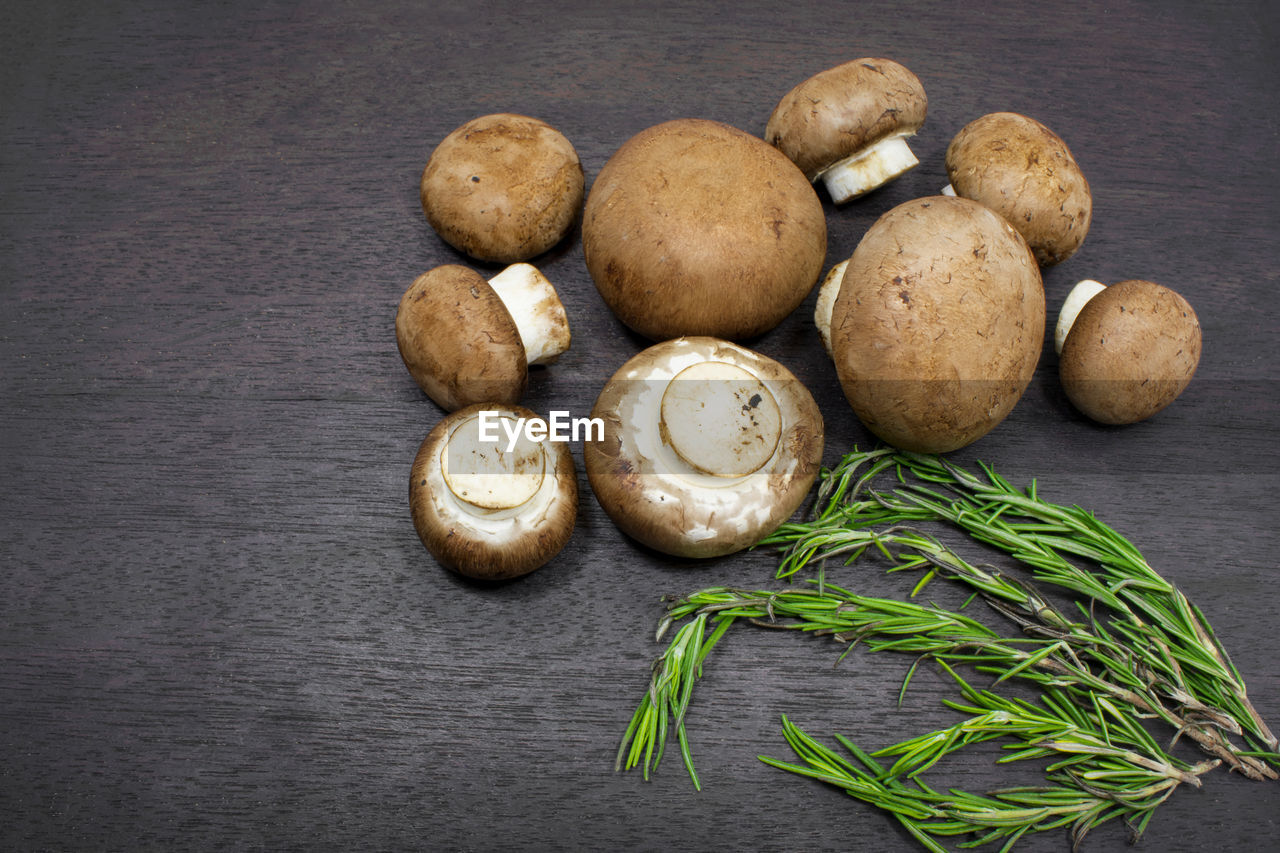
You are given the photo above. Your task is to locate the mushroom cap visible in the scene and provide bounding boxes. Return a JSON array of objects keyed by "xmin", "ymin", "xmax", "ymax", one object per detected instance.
[
  {"xmin": 420, "ymin": 113, "xmax": 585, "ymax": 263},
  {"xmin": 582, "ymin": 118, "xmax": 827, "ymax": 341},
  {"xmin": 395, "ymin": 265, "xmax": 526, "ymax": 411},
  {"xmin": 1059, "ymin": 280, "xmax": 1201, "ymax": 424},
  {"xmin": 945, "ymin": 112, "xmax": 1092, "ymax": 266},
  {"xmin": 830, "ymin": 196, "xmax": 1045, "ymax": 453},
  {"xmin": 765, "ymin": 58, "xmax": 927, "ymax": 182},
  {"xmin": 410, "ymin": 403, "xmax": 578, "ymax": 580},
  {"xmin": 584, "ymin": 337, "xmax": 824, "ymax": 559}
]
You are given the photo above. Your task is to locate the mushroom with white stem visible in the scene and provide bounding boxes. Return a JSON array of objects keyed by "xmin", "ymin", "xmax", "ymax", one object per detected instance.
[
  {"xmin": 829, "ymin": 196, "xmax": 1044, "ymax": 453},
  {"xmin": 396, "ymin": 263, "xmax": 570, "ymax": 411},
  {"xmin": 943, "ymin": 112, "xmax": 1092, "ymax": 266},
  {"xmin": 1057, "ymin": 279, "xmax": 1202, "ymax": 425},
  {"xmin": 420, "ymin": 113, "xmax": 585, "ymax": 263},
  {"xmin": 765, "ymin": 58, "xmax": 928, "ymax": 204},
  {"xmin": 584, "ymin": 337, "xmax": 823, "ymax": 559},
  {"xmin": 582, "ymin": 118, "xmax": 827, "ymax": 341},
  {"xmin": 410, "ymin": 403, "xmax": 578, "ymax": 580}
]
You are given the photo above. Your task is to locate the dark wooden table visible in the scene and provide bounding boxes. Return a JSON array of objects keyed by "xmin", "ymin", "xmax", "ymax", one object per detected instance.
[{"xmin": 4, "ymin": 1, "xmax": 1278, "ymax": 850}]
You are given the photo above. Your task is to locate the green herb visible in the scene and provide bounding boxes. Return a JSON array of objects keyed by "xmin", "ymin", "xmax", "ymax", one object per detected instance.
[
  {"xmin": 615, "ymin": 611, "xmax": 734, "ymax": 789},
  {"xmin": 762, "ymin": 665, "xmax": 1220, "ymax": 852},
  {"xmin": 616, "ymin": 449, "xmax": 1277, "ymax": 849},
  {"xmin": 762, "ymin": 448, "xmax": 1277, "ymax": 779}
]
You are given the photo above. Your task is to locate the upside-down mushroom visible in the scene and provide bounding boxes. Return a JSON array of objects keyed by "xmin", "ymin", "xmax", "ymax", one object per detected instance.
[
  {"xmin": 584, "ymin": 337, "xmax": 823, "ymax": 559},
  {"xmin": 410, "ymin": 403, "xmax": 578, "ymax": 580}
]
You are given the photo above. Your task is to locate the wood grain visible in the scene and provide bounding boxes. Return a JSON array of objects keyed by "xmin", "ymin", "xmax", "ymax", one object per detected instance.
[{"xmin": 3, "ymin": 0, "xmax": 1278, "ymax": 850}]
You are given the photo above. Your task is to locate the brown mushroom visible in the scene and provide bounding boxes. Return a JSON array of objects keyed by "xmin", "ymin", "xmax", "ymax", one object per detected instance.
[
  {"xmin": 395, "ymin": 263, "xmax": 570, "ymax": 411},
  {"xmin": 581, "ymin": 118, "xmax": 827, "ymax": 341},
  {"xmin": 420, "ymin": 113, "xmax": 584, "ymax": 263},
  {"xmin": 410, "ymin": 403, "xmax": 578, "ymax": 580},
  {"xmin": 1058, "ymin": 279, "xmax": 1202, "ymax": 424},
  {"xmin": 765, "ymin": 58, "xmax": 928, "ymax": 203},
  {"xmin": 944, "ymin": 112, "xmax": 1092, "ymax": 266},
  {"xmin": 829, "ymin": 196, "xmax": 1044, "ymax": 453},
  {"xmin": 584, "ymin": 337, "xmax": 823, "ymax": 559}
]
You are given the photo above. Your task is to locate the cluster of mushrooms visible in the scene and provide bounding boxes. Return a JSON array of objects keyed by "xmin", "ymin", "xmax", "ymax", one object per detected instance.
[{"xmin": 397, "ymin": 59, "xmax": 1202, "ymax": 580}]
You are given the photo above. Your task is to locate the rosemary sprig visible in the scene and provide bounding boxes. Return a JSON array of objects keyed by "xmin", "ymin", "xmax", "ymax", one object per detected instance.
[
  {"xmin": 761, "ymin": 448, "xmax": 1277, "ymax": 778},
  {"xmin": 762, "ymin": 665, "xmax": 1220, "ymax": 852},
  {"xmin": 616, "ymin": 581, "xmax": 1222, "ymax": 846},
  {"xmin": 617, "ymin": 450, "xmax": 1276, "ymax": 848},
  {"xmin": 615, "ymin": 611, "xmax": 736, "ymax": 789}
]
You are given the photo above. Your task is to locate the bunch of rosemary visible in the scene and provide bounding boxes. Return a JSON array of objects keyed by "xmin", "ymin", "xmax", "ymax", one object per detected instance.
[{"xmin": 617, "ymin": 449, "xmax": 1277, "ymax": 849}]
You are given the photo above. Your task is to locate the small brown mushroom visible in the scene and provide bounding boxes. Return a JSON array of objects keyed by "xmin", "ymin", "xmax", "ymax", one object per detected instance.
[
  {"xmin": 1057, "ymin": 279, "xmax": 1202, "ymax": 424},
  {"xmin": 828, "ymin": 196, "xmax": 1045, "ymax": 453},
  {"xmin": 410, "ymin": 403, "xmax": 578, "ymax": 580},
  {"xmin": 395, "ymin": 263, "xmax": 570, "ymax": 411},
  {"xmin": 582, "ymin": 118, "xmax": 827, "ymax": 341},
  {"xmin": 765, "ymin": 58, "xmax": 928, "ymax": 203},
  {"xmin": 420, "ymin": 113, "xmax": 585, "ymax": 263},
  {"xmin": 943, "ymin": 112, "xmax": 1092, "ymax": 266},
  {"xmin": 584, "ymin": 337, "xmax": 823, "ymax": 559}
]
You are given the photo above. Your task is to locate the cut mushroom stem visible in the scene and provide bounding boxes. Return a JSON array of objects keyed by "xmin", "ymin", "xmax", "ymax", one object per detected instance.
[
  {"xmin": 441, "ymin": 411, "xmax": 547, "ymax": 512},
  {"xmin": 659, "ymin": 361, "xmax": 783, "ymax": 479},
  {"xmin": 487, "ymin": 263, "xmax": 571, "ymax": 366},
  {"xmin": 1054, "ymin": 278, "xmax": 1108, "ymax": 355},
  {"xmin": 814, "ymin": 260, "xmax": 850, "ymax": 357},
  {"xmin": 940, "ymin": 183, "xmax": 957, "ymax": 196},
  {"xmin": 817, "ymin": 135, "xmax": 919, "ymax": 204}
]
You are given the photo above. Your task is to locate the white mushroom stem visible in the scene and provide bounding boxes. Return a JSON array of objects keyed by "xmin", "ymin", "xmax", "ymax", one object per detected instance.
[
  {"xmin": 940, "ymin": 184, "xmax": 957, "ymax": 196},
  {"xmin": 814, "ymin": 260, "xmax": 849, "ymax": 358},
  {"xmin": 817, "ymin": 135, "xmax": 919, "ymax": 204},
  {"xmin": 441, "ymin": 412, "xmax": 546, "ymax": 512},
  {"xmin": 1055, "ymin": 279, "xmax": 1107, "ymax": 355},
  {"xmin": 660, "ymin": 361, "xmax": 782, "ymax": 478},
  {"xmin": 486, "ymin": 263, "xmax": 572, "ymax": 366}
]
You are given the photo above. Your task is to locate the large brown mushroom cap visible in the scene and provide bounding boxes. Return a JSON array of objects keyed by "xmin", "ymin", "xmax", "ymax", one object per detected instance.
[
  {"xmin": 421, "ymin": 113, "xmax": 584, "ymax": 263},
  {"xmin": 584, "ymin": 337, "xmax": 824, "ymax": 559},
  {"xmin": 395, "ymin": 265, "xmax": 527, "ymax": 411},
  {"xmin": 410, "ymin": 403, "xmax": 578, "ymax": 580},
  {"xmin": 582, "ymin": 119, "xmax": 827, "ymax": 341},
  {"xmin": 830, "ymin": 196, "xmax": 1045, "ymax": 453},
  {"xmin": 1059, "ymin": 280, "xmax": 1201, "ymax": 424},
  {"xmin": 765, "ymin": 58, "xmax": 927, "ymax": 181},
  {"xmin": 945, "ymin": 112, "xmax": 1092, "ymax": 266}
]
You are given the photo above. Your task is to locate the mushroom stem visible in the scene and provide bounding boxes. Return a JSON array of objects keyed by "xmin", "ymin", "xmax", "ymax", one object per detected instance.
[
  {"xmin": 659, "ymin": 361, "xmax": 782, "ymax": 478},
  {"xmin": 441, "ymin": 411, "xmax": 546, "ymax": 512},
  {"xmin": 940, "ymin": 183, "xmax": 957, "ymax": 196},
  {"xmin": 818, "ymin": 135, "xmax": 919, "ymax": 204},
  {"xmin": 814, "ymin": 260, "xmax": 849, "ymax": 357},
  {"xmin": 487, "ymin": 263, "xmax": 572, "ymax": 366},
  {"xmin": 1054, "ymin": 279, "xmax": 1107, "ymax": 356}
]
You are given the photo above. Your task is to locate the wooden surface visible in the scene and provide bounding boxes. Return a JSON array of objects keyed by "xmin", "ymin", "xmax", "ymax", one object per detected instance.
[{"xmin": 3, "ymin": 1, "xmax": 1278, "ymax": 850}]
